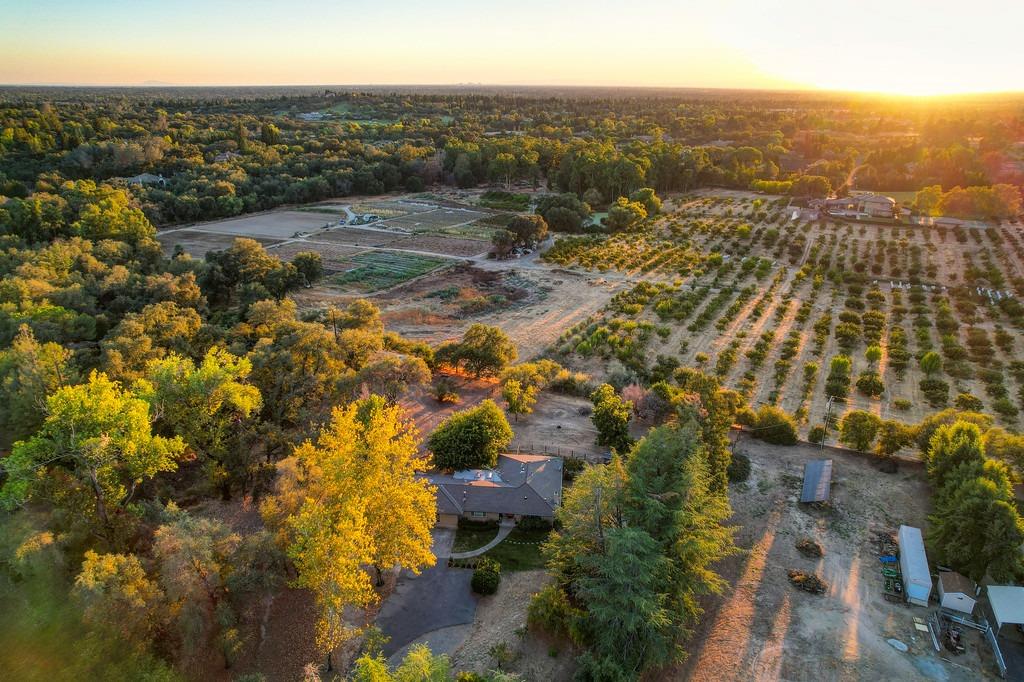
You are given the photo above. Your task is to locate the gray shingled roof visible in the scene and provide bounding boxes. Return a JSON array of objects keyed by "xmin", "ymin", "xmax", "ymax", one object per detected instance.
[{"xmin": 427, "ymin": 453, "xmax": 563, "ymax": 518}]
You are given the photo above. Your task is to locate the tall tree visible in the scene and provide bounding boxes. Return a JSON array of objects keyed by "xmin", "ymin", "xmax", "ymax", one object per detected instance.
[
  {"xmin": 502, "ymin": 378, "xmax": 538, "ymax": 422},
  {"xmin": 427, "ymin": 399, "xmax": 514, "ymax": 470},
  {"xmin": 261, "ymin": 397, "xmax": 436, "ymax": 667},
  {"xmin": 0, "ymin": 372, "xmax": 184, "ymax": 547},
  {"xmin": 136, "ymin": 348, "xmax": 262, "ymax": 498},
  {"xmin": 435, "ymin": 324, "xmax": 517, "ymax": 378},
  {"xmin": 927, "ymin": 458, "xmax": 1024, "ymax": 582},
  {"xmin": 0, "ymin": 324, "xmax": 74, "ymax": 448},
  {"xmin": 590, "ymin": 383, "xmax": 632, "ymax": 453}
]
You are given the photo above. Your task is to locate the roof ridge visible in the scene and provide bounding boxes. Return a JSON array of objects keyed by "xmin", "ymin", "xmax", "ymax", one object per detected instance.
[{"xmin": 437, "ymin": 484, "xmax": 463, "ymax": 513}]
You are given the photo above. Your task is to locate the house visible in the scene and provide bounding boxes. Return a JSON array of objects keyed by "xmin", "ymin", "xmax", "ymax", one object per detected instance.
[
  {"xmin": 213, "ymin": 150, "xmax": 242, "ymax": 163},
  {"xmin": 126, "ymin": 173, "xmax": 167, "ymax": 187},
  {"xmin": 428, "ymin": 453, "xmax": 563, "ymax": 529},
  {"xmin": 937, "ymin": 571, "xmax": 977, "ymax": 614}
]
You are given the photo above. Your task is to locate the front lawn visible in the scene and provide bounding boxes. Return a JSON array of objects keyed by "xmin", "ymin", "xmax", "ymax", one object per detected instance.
[
  {"xmin": 481, "ymin": 526, "xmax": 549, "ymax": 571},
  {"xmin": 452, "ymin": 520, "xmax": 499, "ymax": 553}
]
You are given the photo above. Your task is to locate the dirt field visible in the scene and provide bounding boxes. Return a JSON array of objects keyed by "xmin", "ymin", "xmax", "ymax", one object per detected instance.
[
  {"xmin": 363, "ymin": 262, "xmax": 627, "ymax": 360},
  {"xmin": 182, "ymin": 210, "xmax": 338, "ymax": 238},
  {"xmin": 673, "ymin": 439, "xmax": 998, "ymax": 682},
  {"xmin": 156, "ymin": 229, "xmax": 283, "ymax": 257}
]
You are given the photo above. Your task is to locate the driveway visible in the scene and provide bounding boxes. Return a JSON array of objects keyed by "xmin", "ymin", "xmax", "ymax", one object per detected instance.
[{"xmin": 377, "ymin": 528, "xmax": 477, "ymax": 657}]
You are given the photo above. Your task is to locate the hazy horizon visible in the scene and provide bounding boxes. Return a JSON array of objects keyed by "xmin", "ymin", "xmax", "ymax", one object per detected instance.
[{"xmin": 5, "ymin": 0, "xmax": 1023, "ymax": 97}]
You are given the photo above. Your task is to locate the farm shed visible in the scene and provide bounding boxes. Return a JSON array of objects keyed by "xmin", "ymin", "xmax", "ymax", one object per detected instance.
[
  {"xmin": 988, "ymin": 586, "xmax": 1024, "ymax": 632},
  {"xmin": 800, "ymin": 459, "xmax": 832, "ymax": 503},
  {"xmin": 937, "ymin": 571, "xmax": 977, "ymax": 614},
  {"xmin": 897, "ymin": 525, "xmax": 932, "ymax": 606}
]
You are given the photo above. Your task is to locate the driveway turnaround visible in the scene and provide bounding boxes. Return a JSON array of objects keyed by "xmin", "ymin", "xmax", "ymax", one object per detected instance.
[{"xmin": 377, "ymin": 529, "xmax": 477, "ymax": 657}]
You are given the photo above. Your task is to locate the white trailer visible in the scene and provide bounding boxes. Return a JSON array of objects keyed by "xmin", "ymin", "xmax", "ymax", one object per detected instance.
[{"xmin": 898, "ymin": 525, "xmax": 932, "ymax": 606}]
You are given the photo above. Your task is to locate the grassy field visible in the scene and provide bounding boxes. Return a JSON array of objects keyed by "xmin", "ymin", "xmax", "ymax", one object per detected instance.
[
  {"xmin": 425, "ymin": 221, "xmax": 497, "ymax": 240},
  {"xmin": 854, "ymin": 189, "xmax": 918, "ymax": 205},
  {"xmin": 332, "ymin": 250, "xmax": 449, "ymax": 292}
]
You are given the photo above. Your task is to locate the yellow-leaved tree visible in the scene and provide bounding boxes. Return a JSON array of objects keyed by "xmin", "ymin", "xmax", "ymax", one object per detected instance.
[{"xmin": 261, "ymin": 395, "xmax": 436, "ymax": 670}]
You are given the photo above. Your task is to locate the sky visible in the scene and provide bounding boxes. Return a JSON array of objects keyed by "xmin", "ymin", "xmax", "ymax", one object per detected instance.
[{"xmin": 2, "ymin": 0, "xmax": 1022, "ymax": 95}]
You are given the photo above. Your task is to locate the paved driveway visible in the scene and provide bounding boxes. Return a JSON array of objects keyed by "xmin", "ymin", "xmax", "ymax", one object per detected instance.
[{"xmin": 377, "ymin": 529, "xmax": 477, "ymax": 657}]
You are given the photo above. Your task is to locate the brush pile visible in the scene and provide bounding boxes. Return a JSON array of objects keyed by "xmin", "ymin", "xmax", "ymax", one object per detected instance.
[
  {"xmin": 788, "ymin": 569, "xmax": 828, "ymax": 594},
  {"xmin": 796, "ymin": 538, "xmax": 824, "ymax": 558}
]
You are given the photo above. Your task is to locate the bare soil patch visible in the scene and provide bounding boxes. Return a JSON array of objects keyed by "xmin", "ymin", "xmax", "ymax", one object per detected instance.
[
  {"xmin": 187, "ymin": 210, "xmax": 336, "ymax": 239},
  {"xmin": 156, "ymin": 230, "xmax": 282, "ymax": 257},
  {"xmin": 672, "ymin": 439, "xmax": 997, "ymax": 682},
  {"xmin": 450, "ymin": 570, "xmax": 577, "ymax": 681}
]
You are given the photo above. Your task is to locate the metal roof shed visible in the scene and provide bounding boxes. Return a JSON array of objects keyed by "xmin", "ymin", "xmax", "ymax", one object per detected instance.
[
  {"xmin": 800, "ymin": 459, "xmax": 833, "ymax": 503},
  {"xmin": 898, "ymin": 525, "xmax": 932, "ymax": 606},
  {"xmin": 988, "ymin": 586, "xmax": 1024, "ymax": 632}
]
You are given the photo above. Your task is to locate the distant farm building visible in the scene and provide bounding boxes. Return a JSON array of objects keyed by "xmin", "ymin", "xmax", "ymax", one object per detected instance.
[
  {"xmin": 125, "ymin": 173, "xmax": 168, "ymax": 187},
  {"xmin": 823, "ymin": 193, "xmax": 896, "ymax": 219},
  {"xmin": 428, "ymin": 453, "xmax": 563, "ymax": 528},
  {"xmin": 800, "ymin": 459, "xmax": 833, "ymax": 503},
  {"xmin": 213, "ymin": 150, "xmax": 242, "ymax": 163}
]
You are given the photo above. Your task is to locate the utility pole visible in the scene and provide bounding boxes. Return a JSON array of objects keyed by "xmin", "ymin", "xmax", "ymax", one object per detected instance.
[{"xmin": 822, "ymin": 395, "xmax": 836, "ymax": 452}]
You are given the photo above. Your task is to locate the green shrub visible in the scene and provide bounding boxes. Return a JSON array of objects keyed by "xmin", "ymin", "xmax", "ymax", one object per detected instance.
[
  {"xmin": 518, "ymin": 516, "xmax": 553, "ymax": 531},
  {"xmin": 993, "ymin": 398, "xmax": 1019, "ymax": 418},
  {"xmin": 434, "ymin": 377, "xmax": 459, "ymax": 403},
  {"xmin": 527, "ymin": 584, "xmax": 581, "ymax": 642},
  {"xmin": 471, "ymin": 557, "xmax": 501, "ymax": 595},
  {"xmin": 919, "ymin": 378, "xmax": 950, "ymax": 407},
  {"xmin": 727, "ymin": 453, "xmax": 751, "ymax": 483},
  {"xmin": 893, "ymin": 398, "xmax": 912, "ymax": 411},
  {"xmin": 749, "ymin": 405, "xmax": 798, "ymax": 446},
  {"xmin": 808, "ymin": 424, "xmax": 826, "ymax": 444},
  {"xmin": 855, "ymin": 371, "xmax": 885, "ymax": 398},
  {"xmin": 954, "ymin": 393, "xmax": 984, "ymax": 411}
]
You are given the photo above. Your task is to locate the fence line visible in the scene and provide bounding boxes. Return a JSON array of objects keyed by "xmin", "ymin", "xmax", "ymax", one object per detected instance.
[
  {"xmin": 984, "ymin": 622, "xmax": 1008, "ymax": 678},
  {"xmin": 508, "ymin": 441, "xmax": 610, "ymax": 463}
]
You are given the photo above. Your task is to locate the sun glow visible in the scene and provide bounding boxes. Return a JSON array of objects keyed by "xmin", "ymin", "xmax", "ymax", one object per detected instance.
[{"xmin": 0, "ymin": 0, "xmax": 1021, "ymax": 95}]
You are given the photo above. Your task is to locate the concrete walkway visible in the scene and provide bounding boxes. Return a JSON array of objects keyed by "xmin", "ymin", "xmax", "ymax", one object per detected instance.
[{"xmin": 449, "ymin": 520, "xmax": 516, "ymax": 559}]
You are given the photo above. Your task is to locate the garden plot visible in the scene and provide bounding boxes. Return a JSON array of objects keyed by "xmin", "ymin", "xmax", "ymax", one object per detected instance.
[
  {"xmin": 314, "ymin": 226, "xmax": 412, "ymax": 248},
  {"xmin": 350, "ymin": 199, "xmax": 434, "ymax": 218},
  {"xmin": 378, "ymin": 207, "xmax": 489, "ymax": 232},
  {"xmin": 187, "ymin": 210, "xmax": 337, "ymax": 239},
  {"xmin": 156, "ymin": 229, "xmax": 282, "ymax": 257},
  {"xmin": 390, "ymin": 234, "xmax": 489, "ymax": 257},
  {"xmin": 265, "ymin": 241, "xmax": 367, "ymax": 273},
  {"xmin": 332, "ymin": 251, "xmax": 451, "ymax": 292}
]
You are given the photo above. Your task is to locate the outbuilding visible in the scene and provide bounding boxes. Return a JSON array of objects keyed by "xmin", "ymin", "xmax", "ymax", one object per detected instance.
[
  {"xmin": 937, "ymin": 571, "xmax": 977, "ymax": 614},
  {"xmin": 898, "ymin": 525, "xmax": 932, "ymax": 606},
  {"xmin": 800, "ymin": 459, "xmax": 833, "ymax": 503},
  {"xmin": 988, "ymin": 585, "xmax": 1024, "ymax": 633}
]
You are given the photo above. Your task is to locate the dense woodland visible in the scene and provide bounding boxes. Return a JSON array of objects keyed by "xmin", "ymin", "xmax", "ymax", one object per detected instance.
[{"xmin": 2, "ymin": 87, "xmax": 1024, "ymax": 681}]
